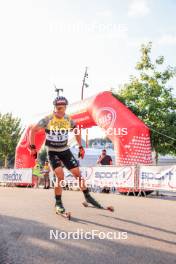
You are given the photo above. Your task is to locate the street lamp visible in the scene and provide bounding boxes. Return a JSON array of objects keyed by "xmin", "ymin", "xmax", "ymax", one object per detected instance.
[
  {"xmin": 81, "ymin": 66, "xmax": 89, "ymax": 100},
  {"xmin": 81, "ymin": 67, "xmax": 89, "ymax": 147},
  {"xmin": 54, "ymin": 86, "xmax": 64, "ymax": 97}
]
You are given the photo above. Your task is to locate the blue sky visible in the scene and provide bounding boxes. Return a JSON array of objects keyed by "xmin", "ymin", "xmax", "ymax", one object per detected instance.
[{"xmin": 0, "ymin": 0, "xmax": 176, "ymax": 138}]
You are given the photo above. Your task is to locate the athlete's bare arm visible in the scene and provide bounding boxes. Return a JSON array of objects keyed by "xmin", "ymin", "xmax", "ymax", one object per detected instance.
[
  {"xmin": 29, "ymin": 124, "xmax": 44, "ymax": 146},
  {"xmin": 73, "ymin": 126, "xmax": 82, "ymax": 147},
  {"xmin": 29, "ymin": 124, "xmax": 45, "ymax": 158},
  {"xmin": 75, "ymin": 133, "xmax": 82, "ymax": 147}
]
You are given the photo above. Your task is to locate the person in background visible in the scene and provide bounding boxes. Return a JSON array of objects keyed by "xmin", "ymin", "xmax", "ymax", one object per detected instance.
[
  {"xmin": 96, "ymin": 149, "xmax": 113, "ymax": 165},
  {"xmin": 42, "ymin": 160, "xmax": 50, "ymax": 189},
  {"xmin": 96, "ymin": 149, "xmax": 113, "ymax": 194},
  {"xmin": 32, "ymin": 159, "xmax": 43, "ymax": 188}
]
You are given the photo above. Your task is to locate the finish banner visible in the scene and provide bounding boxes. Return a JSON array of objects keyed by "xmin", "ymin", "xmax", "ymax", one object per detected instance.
[{"xmin": 139, "ymin": 165, "xmax": 176, "ymax": 191}]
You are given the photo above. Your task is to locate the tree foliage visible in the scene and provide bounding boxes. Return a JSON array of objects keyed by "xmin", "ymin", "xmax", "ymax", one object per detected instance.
[
  {"xmin": 113, "ymin": 42, "xmax": 176, "ymax": 162},
  {"xmin": 0, "ymin": 113, "xmax": 22, "ymax": 167}
]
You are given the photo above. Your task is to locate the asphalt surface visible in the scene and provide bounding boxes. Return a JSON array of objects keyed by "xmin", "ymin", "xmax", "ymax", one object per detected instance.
[{"xmin": 0, "ymin": 187, "xmax": 176, "ymax": 264}]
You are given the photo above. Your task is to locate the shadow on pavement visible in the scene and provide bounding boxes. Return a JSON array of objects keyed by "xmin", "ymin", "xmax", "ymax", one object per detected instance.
[
  {"xmin": 0, "ymin": 214, "xmax": 176, "ymax": 264},
  {"xmin": 99, "ymin": 215, "xmax": 176, "ymax": 236},
  {"xmin": 70, "ymin": 216, "xmax": 176, "ymax": 246},
  {"xmin": 147, "ymin": 194, "xmax": 176, "ymax": 201}
]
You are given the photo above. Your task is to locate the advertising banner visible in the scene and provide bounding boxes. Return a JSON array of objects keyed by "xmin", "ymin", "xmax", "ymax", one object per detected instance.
[
  {"xmin": 64, "ymin": 166, "xmax": 136, "ymax": 188},
  {"xmin": 0, "ymin": 169, "xmax": 32, "ymax": 184},
  {"xmin": 139, "ymin": 165, "xmax": 176, "ymax": 191}
]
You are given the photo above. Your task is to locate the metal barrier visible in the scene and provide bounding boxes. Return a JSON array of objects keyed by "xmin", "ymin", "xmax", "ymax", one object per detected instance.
[
  {"xmin": 0, "ymin": 168, "xmax": 32, "ymax": 187},
  {"xmin": 0, "ymin": 165, "xmax": 176, "ymax": 194}
]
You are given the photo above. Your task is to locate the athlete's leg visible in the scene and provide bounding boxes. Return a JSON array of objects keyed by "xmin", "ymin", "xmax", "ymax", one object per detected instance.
[
  {"xmin": 61, "ymin": 149, "xmax": 103, "ymax": 208},
  {"xmin": 48, "ymin": 151, "xmax": 65, "ymax": 213},
  {"xmin": 70, "ymin": 167, "xmax": 103, "ymax": 208},
  {"xmin": 69, "ymin": 167, "xmax": 86, "ymax": 191},
  {"xmin": 54, "ymin": 166, "xmax": 64, "ymax": 196},
  {"xmin": 53, "ymin": 166, "xmax": 66, "ymax": 213}
]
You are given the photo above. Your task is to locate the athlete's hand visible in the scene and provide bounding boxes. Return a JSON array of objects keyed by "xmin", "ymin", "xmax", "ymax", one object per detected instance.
[
  {"xmin": 31, "ymin": 149, "xmax": 37, "ymax": 159},
  {"xmin": 29, "ymin": 145, "xmax": 37, "ymax": 159},
  {"xmin": 30, "ymin": 149, "xmax": 37, "ymax": 159},
  {"xmin": 78, "ymin": 146, "xmax": 85, "ymax": 159}
]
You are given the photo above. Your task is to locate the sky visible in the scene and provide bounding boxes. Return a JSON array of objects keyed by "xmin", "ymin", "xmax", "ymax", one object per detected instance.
[{"xmin": 0, "ymin": 0, "xmax": 176, "ymax": 138}]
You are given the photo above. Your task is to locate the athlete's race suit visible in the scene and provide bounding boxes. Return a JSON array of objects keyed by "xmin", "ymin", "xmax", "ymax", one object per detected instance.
[{"xmin": 37, "ymin": 113, "xmax": 79, "ymax": 170}]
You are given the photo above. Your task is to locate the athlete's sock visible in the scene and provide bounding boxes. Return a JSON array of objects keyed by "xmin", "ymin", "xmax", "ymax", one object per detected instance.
[
  {"xmin": 55, "ymin": 195, "xmax": 63, "ymax": 206},
  {"xmin": 83, "ymin": 189, "xmax": 103, "ymax": 208}
]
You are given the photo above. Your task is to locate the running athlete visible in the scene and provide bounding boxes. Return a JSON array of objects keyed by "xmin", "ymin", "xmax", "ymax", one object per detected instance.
[{"xmin": 29, "ymin": 96, "xmax": 103, "ymax": 214}]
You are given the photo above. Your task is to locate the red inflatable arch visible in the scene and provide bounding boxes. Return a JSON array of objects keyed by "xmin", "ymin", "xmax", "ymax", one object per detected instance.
[{"xmin": 15, "ymin": 91, "xmax": 152, "ymax": 168}]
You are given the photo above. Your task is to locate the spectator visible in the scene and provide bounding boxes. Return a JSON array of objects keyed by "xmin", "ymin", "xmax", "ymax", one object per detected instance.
[
  {"xmin": 96, "ymin": 149, "xmax": 113, "ymax": 165},
  {"xmin": 96, "ymin": 149, "xmax": 112, "ymax": 194},
  {"xmin": 32, "ymin": 160, "xmax": 43, "ymax": 188},
  {"xmin": 42, "ymin": 160, "xmax": 50, "ymax": 189}
]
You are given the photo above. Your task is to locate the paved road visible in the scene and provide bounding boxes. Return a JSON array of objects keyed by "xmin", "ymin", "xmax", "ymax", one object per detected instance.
[{"xmin": 0, "ymin": 187, "xmax": 176, "ymax": 264}]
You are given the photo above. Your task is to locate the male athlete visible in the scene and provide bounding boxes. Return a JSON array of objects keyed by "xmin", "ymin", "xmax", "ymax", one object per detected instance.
[{"xmin": 29, "ymin": 95, "xmax": 102, "ymax": 214}]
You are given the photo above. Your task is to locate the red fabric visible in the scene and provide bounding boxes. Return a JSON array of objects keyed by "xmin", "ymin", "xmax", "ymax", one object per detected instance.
[{"xmin": 15, "ymin": 91, "xmax": 152, "ymax": 168}]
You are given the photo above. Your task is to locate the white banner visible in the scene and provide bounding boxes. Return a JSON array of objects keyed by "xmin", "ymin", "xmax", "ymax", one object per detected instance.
[
  {"xmin": 139, "ymin": 165, "xmax": 176, "ymax": 191},
  {"xmin": 0, "ymin": 169, "xmax": 32, "ymax": 184},
  {"xmin": 64, "ymin": 166, "xmax": 136, "ymax": 188}
]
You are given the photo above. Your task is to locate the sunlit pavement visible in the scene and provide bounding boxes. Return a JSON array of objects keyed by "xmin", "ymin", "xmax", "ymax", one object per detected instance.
[{"xmin": 0, "ymin": 187, "xmax": 176, "ymax": 264}]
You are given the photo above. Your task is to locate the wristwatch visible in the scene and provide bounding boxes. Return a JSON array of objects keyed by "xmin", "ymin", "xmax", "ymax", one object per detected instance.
[
  {"xmin": 29, "ymin": 144, "xmax": 36, "ymax": 150},
  {"xmin": 79, "ymin": 146, "xmax": 84, "ymax": 149}
]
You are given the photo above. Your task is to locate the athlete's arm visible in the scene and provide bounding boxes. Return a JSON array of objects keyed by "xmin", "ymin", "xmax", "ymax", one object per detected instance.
[
  {"xmin": 71, "ymin": 119, "xmax": 85, "ymax": 158},
  {"xmin": 75, "ymin": 131, "xmax": 82, "ymax": 147},
  {"xmin": 29, "ymin": 124, "xmax": 44, "ymax": 158},
  {"xmin": 29, "ymin": 115, "xmax": 50, "ymax": 146},
  {"xmin": 73, "ymin": 126, "xmax": 85, "ymax": 159},
  {"xmin": 70, "ymin": 119, "xmax": 82, "ymax": 147},
  {"xmin": 29, "ymin": 124, "xmax": 43, "ymax": 146},
  {"xmin": 29, "ymin": 116, "xmax": 49, "ymax": 158}
]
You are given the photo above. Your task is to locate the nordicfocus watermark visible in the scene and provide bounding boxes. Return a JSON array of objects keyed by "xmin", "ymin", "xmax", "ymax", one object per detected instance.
[
  {"xmin": 55, "ymin": 178, "xmax": 126, "ymax": 189},
  {"xmin": 49, "ymin": 106, "xmax": 128, "ymax": 136},
  {"xmin": 50, "ymin": 229, "xmax": 128, "ymax": 241},
  {"xmin": 48, "ymin": 126, "xmax": 128, "ymax": 137},
  {"xmin": 50, "ymin": 22, "xmax": 128, "ymax": 36}
]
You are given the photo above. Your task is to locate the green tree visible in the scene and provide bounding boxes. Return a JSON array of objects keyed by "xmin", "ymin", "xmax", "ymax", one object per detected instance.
[
  {"xmin": 0, "ymin": 113, "xmax": 22, "ymax": 167},
  {"xmin": 0, "ymin": 152, "xmax": 3, "ymax": 168},
  {"xmin": 114, "ymin": 42, "xmax": 176, "ymax": 163}
]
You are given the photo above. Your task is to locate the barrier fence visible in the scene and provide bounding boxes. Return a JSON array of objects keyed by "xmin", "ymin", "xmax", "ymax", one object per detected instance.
[
  {"xmin": 0, "ymin": 168, "xmax": 32, "ymax": 186},
  {"xmin": 0, "ymin": 165, "xmax": 176, "ymax": 192},
  {"xmin": 138, "ymin": 165, "xmax": 176, "ymax": 191}
]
